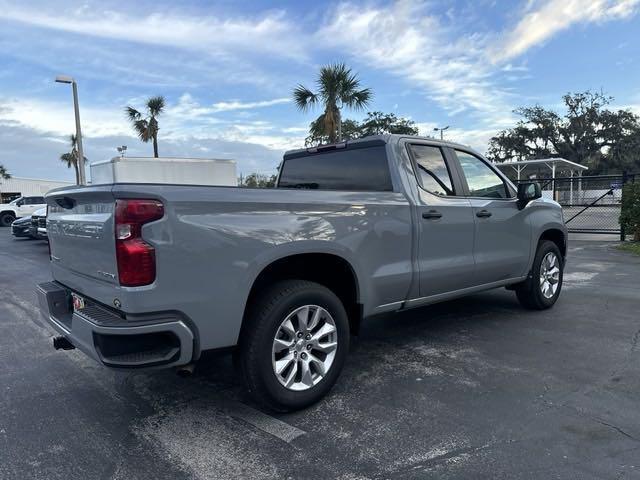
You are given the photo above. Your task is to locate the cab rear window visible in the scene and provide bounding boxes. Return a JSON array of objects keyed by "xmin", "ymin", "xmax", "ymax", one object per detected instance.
[{"xmin": 278, "ymin": 144, "xmax": 392, "ymax": 191}]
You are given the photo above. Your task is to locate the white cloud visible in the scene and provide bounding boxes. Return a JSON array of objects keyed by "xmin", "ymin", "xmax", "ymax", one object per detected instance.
[
  {"xmin": 210, "ymin": 98, "xmax": 291, "ymax": 113},
  {"xmin": 1, "ymin": 0, "xmax": 638, "ymax": 177},
  {"xmin": 0, "ymin": 97, "xmax": 130, "ymax": 137},
  {"xmin": 316, "ymin": 1, "xmax": 514, "ymax": 121},
  {"xmin": 316, "ymin": 0, "xmax": 638, "ymax": 148},
  {"xmin": 492, "ymin": 0, "xmax": 640, "ymax": 62},
  {"xmin": 414, "ymin": 122, "xmax": 497, "ymax": 152},
  {"xmin": 0, "ymin": 94, "xmax": 304, "ymax": 171},
  {"xmin": 0, "ymin": 5, "xmax": 306, "ymax": 60},
  {"xmin": 501, "ymin": 63, "xmax": 529, "ymax": 72},
  {"xmin": 159, "ymin": 95, "xmax": 300, "ymax": 147},
  {"xmin": 0, "ymin": 122, "xmax": 285, "ymax": 180}
]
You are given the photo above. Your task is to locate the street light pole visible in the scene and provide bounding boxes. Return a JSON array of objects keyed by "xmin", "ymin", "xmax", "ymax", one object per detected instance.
[
  {"xmin": 55, "ymin": 75, "xmax": 86, "ymax": 185},
  {"xmin": 433, "ymin": 125, "xmax": 450, "ymax": 140}
]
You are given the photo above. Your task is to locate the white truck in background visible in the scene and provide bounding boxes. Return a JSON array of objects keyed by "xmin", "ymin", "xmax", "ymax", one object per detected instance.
[{"xmin": 0, "ymin": 196, "xmax": 47, "ymax": 227}]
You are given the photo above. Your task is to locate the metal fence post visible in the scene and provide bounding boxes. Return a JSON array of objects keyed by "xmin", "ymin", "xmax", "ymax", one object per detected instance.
[{"xmin": 620, "ymin": 171, "xmax": 628, "ymax": 242}]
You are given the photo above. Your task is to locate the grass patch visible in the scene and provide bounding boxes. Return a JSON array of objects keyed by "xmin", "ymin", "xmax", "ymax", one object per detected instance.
[{"xmin": 616, "ymin": 242, "xmax": 640, "ymax": 256}]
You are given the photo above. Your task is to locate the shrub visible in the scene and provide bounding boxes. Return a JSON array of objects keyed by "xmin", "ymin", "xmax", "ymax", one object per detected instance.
[{"xmin": 620, "ymin": 181, "xmax": 640, "ymax": 241}]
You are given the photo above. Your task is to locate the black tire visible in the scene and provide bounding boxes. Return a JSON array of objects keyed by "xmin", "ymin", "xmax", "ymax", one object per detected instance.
[
  {"xmin": 0, "ymin": 212, "xmax": 16, "ymax": 227},
  {"xmin": 515, "ymin": 240, "xmax": 563, "ymax": 310},
  {"xmin": 238, "ymin": 280, "xmax": 349, "ymax": 412}
]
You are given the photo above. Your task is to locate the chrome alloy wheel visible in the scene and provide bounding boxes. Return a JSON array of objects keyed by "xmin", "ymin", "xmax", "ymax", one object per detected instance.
[
  {"xmin": 539, "ymin": 252, "xmax": 560, "ymax": 299},
  {"xmin": 271, "ymin": 305, "xmax": 338, "ymax": 391}
]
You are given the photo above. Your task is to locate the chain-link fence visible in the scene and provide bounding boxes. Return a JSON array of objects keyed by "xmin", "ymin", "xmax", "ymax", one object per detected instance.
[{"xmin": 518, "ymin": 173, "xmax": 636, "ymax": 237}]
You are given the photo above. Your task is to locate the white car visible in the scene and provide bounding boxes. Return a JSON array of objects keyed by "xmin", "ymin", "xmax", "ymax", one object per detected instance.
[{"xmin": 0, "ymin": 196, "xmax": 47, "ymax": 227}]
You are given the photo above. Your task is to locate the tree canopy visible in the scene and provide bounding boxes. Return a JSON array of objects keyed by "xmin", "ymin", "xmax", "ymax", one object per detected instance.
[
  {"xmin": 126, "ymin": 96, "xmax": 166, "ymax": 158},
  {"xmin": 487, "ymin": 91, "xmax": 640, "ymax": 174},
  {"xmin": 294, "ymin": 63, "xmax": 372, "ymax": 144},
  {"xmin": 240, "ymin": 173, "xmax": 277, "ymax": 188},
  {"xmin": 0, "ymin": 164, "xmax": 9, "ymax": 180},
  {"xmin": 305, "ymin": 111, "xmax": 419, "ymax": 146},
  {"xmin": 59, "ymin": 134, "xmax": 83, "ymax": 184}
]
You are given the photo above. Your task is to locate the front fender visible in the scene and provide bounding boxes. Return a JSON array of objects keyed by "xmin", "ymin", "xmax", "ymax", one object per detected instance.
[{"xmin": 525, "ymin": 200, "xmax": 567, "ymax": 269}]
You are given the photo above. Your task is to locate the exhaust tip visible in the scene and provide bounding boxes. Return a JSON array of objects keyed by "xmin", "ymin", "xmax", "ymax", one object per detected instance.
[
  {"xmin": 53, "ymin": 335, "xmax": 75, "ymax": 351},
  {"xmin": 176, "ymin": 363, "xmax": 195, "ymax": 378}
]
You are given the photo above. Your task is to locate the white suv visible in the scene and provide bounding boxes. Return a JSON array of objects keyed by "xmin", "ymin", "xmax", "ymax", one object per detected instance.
[{"xmin": 0, "ymin": 196, "xmax": 47, "ymax": 227}]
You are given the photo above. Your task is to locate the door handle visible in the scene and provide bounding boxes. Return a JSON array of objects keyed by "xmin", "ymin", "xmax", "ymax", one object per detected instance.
[
  {"xmin": 476, "ymin": 210, "xmax": 492, "ymax": 218},
  {"xmin": 422, "ymin": 210, "xmax": 443, "ymax": 220}
]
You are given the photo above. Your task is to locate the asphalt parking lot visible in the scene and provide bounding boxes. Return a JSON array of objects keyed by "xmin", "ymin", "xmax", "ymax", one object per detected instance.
[{"xmin": 1, "ymin": 230, "xmax": 639, "ymax": 480}]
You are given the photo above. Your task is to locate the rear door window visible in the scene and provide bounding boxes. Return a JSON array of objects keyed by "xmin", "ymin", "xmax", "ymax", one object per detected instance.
[
  {"xmin": 278, "ymin": 145, "xmax": 392, "ymax": 191},
  {"xmin": 408, "ymin": 145, "xmax": 455, "ymax": 196}
]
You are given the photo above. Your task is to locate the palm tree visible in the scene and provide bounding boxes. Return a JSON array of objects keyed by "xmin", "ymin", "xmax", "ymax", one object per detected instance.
[
  {"xmin": 293, "ymin": 63, "xmax": 372, "ymax": 144},
  {"xmin": 59, "ymin": 134, "xmax": 81, "ymax": 184},
  {"xmin": 126, "ymin": 96, "xmax": 165, "ymax": 157},
  {"xmin": 0, "ymin": 164, "xmax": 9, "ymax": 180}
]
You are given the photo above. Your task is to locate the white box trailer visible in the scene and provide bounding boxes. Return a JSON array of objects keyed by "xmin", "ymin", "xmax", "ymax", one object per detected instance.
[{"xmin": 90, "ymin": 157, "xmax": 237, "ymax": 186}]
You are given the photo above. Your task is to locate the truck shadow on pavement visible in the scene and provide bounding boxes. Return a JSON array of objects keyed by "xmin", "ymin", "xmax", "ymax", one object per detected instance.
[{"xmin": 131, "ymin": 288, "xmax": 529, "ymax": 411}]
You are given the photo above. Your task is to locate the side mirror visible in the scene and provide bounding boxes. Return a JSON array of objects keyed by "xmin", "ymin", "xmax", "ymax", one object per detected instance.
[
  {"xmin": 517, "ymin": 182, "xmax": 542, "ymax": 209},
  {"xmin": 16, "ymin": 199, "xmax": 24, "ymax": 207}
]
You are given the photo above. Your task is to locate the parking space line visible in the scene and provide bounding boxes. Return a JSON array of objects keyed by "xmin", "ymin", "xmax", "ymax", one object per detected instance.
[{"xmin": 223, "ymin": 401, "xmax": 306, "ymax": 444}]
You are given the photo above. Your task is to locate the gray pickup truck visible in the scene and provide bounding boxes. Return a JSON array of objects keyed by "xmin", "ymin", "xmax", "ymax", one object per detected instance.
[{"xmin": 37, "ymin": 135, "xmax": 566, "ymax": 411}]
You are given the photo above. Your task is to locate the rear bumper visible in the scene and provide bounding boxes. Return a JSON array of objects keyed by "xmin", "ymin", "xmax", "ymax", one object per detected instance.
[{"xmin": 37, "ymin": 281, "xmax": 195, "ymax": 369}]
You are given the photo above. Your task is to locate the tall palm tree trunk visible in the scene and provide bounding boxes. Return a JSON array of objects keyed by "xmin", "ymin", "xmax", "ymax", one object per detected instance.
[
  {"xmin": 324, "ymin": 107, "xmax": 338, "ymax": 144},
  {"xmin": 73, "ymin": 163, "xmax": 80, "ymax": 184},
  {"xmin": 153, "ymin": 135, "xmax": 159, "ymax": 158}
]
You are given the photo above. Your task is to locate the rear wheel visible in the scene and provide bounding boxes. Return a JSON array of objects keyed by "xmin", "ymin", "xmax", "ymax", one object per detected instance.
[
  {"xmin": 0, "ymin": 212, "xmax": 16, "ymax": 227},
  {"xmin": 515, "ymin": 240, "xmax": 563, "ymax": 310},
  {"xmin": 239, "ymin": 280, "xmax": 349, "ymax": 412}
]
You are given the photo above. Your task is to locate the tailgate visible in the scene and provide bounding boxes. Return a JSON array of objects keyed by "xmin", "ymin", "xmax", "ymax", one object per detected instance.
[{"xmin": 46, "ymin": 185, "xmax": 118, "ymax": 285}]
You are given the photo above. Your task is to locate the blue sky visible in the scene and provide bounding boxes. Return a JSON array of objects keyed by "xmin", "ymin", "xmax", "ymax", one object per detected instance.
[{"xmin": 0, "ymin": 0, "xmax": 639, "ymax": 182}]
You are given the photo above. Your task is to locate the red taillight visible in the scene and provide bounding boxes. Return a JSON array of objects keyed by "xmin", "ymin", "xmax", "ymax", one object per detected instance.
[{"xmin": 115, "ymin": 199, "xmax": 164, "ymax": 287}]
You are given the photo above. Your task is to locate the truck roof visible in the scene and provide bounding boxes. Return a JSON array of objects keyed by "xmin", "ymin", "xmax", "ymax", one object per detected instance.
[{"xmin": 283, "ymin": 134, "xmax": 473, "ymax": 159}]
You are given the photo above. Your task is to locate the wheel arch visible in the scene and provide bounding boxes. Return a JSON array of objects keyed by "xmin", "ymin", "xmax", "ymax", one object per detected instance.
[
  {"xmin": 538, "ymin": 228, "xmax": 567, "ymax": 260},
  {"xmin": 241, "ymin": 252, "xmax": 362, "ymax": 338}
]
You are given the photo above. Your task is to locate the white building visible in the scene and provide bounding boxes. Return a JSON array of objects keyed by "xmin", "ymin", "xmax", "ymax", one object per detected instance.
[{"xmin": 0, "ymin": 177, "xmax": 74, "ymax": 203}]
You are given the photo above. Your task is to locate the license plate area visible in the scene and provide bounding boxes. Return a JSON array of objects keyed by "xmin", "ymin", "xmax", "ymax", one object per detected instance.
[{"xmin": 71, "ymin": 292, "xmax": 86, "ymax": 312}]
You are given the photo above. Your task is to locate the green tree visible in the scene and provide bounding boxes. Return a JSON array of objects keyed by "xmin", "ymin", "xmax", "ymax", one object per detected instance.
[
  {"xmin": 294, "ymin": 63, "xmax": 372, "ymax": 144},
  {"xmin": 620, "ymin": 182, "xmax": 640, "ymax": 241},
  {"xmin": 304, "ymin": 111, "xmax": 419, "ymax": 146},
  {"xmin": 0, "ymin": 164, "xmax": 9, "ymax": 180},
  {"xmin": 240, "ymin": 173, "xmax": 277, "ymax": 188},
  {"xmin": 305, "ymin": 118, "xmax": 361, "ymax": 146},
  {"xmin": 487, "ymin": 91, "xmax": 640, "ymax": 174},
  {"xmin": 59, "ymin": 134, "xmax": 82, "ymax": 184},
  {"xmin": 359, "ymin": 111, "xmax": 419, "ymax": 137},
  {"xmin": 126, "ymin": 96, "xmax": 165, "ymax": 157}
]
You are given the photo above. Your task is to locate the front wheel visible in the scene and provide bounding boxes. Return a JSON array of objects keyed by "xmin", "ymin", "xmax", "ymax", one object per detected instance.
[
  {"xmin": 239, "ymin": 280, "xmax": 349, "ymax": 412},
  {"xmin": 515, "ymin": 240, "xmax": 563, "ymax": 310},
  {"xmin": 0, "ymin": 212, "xmax": 16, "ymax": 227}
]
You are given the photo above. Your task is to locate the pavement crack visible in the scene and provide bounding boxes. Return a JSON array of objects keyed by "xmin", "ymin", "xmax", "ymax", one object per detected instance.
[
  {"xmin": 631, "ymin": 327, "xmax": 640, "ymax": 353},
  {"xmin": 560, "ymin": 405, "xmax": 640, "ymax": 443},
  {"xmin": 593, "ymin": 419, "xmax": 639, "ymax": 443},
  {"xmin": 379, "ymin": 442, "xmax": 497, "ymax": 477}
]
